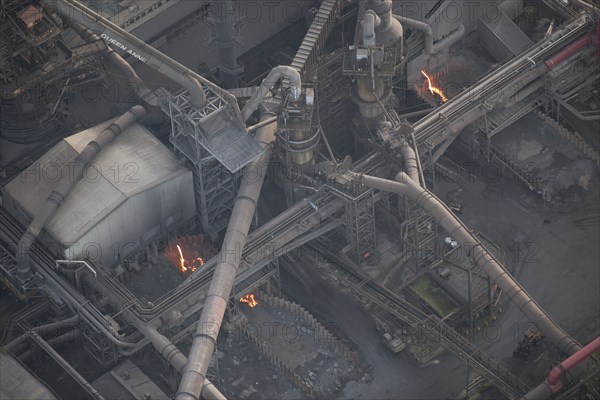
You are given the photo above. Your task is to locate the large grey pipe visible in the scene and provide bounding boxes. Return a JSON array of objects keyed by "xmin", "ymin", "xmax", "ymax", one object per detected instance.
[
  {"xmin": 398, "ymin": 142, "xmax": 419, "ymax": 184},
  {"xmin": 77, "ymin": 273, "xmax": 226, "ymax": 400},
  {"xmin": 16, "ymin": 105, "xmax": 147, "ymax": 280},
  {"xmin": 393, "ymin": 15, "xmax": 464, "ymax": 54},
  {"xmin": 355, "ymin": 171, "xmax": 582, "ymax": 356},
  {"xmin": 67, "ymin": 21, "xmax": 158, "ymax": 107},
  {"xmin": 136, "ymin": 324, "xmax": 226, "ymax": 400},
  {"xmin": 241, "ymin": 66, "xmax": 301, "ymax": 122},
  {"xmin": 176, "ymin": 112, "xmax": 278, "ymax": 400},
  {"xmin": 50, "ymin": 0, "xmax": 206, "ymax": 108},
  {"xmin": 362, "ymin": 10, "xmax": 380, "ymax": 47}
]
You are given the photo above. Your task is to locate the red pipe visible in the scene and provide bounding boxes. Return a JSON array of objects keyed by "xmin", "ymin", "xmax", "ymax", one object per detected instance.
[
  {"xmin": 545, "ymin": 34, "xmax": 593, "ymax": 69},
  {"xmin": 546, "ymin": 336, "xmax": 600, "ymax": 393}
]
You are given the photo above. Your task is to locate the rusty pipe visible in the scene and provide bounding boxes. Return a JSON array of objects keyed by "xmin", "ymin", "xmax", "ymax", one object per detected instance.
[{"xmin": 521, "ymin": 337, "xmax": 600, "ymax": 399}]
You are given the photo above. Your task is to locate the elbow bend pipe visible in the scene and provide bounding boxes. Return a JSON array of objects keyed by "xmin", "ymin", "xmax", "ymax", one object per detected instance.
[
  {"xmin": 398, "ymin": 142, "xmax": 420, "ymax": 184},
  {"xmin": 355, "ymin": 172, "xmax": 582, "ymax": 358},
  {"xmin": 134, "ymin": 323, "xmax": 227, "ymax": 400},
  {"xmin": 392, "ymin": 14, "xmax": 464, "ymax": 54},
  {"xmin": 393, "ymin": 14, "xmax": 433, "ymax": 51},
  {"xmin": 66, "ymin": 21, "xmax": 146, "ymax": 93},
  {"xmin": 241, "ymin": 66, "xmax": 301, "ymax": 122},
  {"xmin": 16, "ymin": 105, "xmax": 146, "ymax": 280},
  {"xmin": 53, "ymin": 0, "xmax": 206, "ymax": 108},
  {"xmin": 363, "ymin": 10, "xmax": 380, "ymax": 47},
  {"xmin": 183, "ymin": 73, "xmax": 207, "ymax": 108},
  {"xmin": 370, "ymin": 0, "xmax": 393, "ymax": 31}
]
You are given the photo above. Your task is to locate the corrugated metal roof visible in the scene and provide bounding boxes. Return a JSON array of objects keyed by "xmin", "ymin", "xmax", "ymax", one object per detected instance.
[
  {"xmin": 0, "ymin": 353, "xmax": 58, "ymax": 400},
  {"xmin": 5, "ymin": 118, "xmax": 189, "ymax": 244}
]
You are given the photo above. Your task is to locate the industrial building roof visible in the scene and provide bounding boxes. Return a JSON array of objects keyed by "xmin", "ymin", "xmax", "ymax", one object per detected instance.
[{"xmin": 5, "ymin": 117, "xmax": 189, "ymax": 244}]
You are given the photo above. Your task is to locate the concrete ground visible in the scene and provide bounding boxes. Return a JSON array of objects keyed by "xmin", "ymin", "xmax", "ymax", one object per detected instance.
[
  {"xmin": 241, "ymin": 300, "xmax": 360, "ymax": 398},
  {"xmin": 276, "ymin": 125, "xmax": 599, "ymax": 398}
]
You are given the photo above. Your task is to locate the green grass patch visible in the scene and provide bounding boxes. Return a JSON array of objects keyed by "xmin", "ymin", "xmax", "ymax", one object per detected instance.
[{"xmin": 410, "ymin": 274, "xmax": 459, "ymax": 317}]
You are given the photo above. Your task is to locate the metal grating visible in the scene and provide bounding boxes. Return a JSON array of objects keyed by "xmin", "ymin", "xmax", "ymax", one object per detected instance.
[{"xmin": 168, "ymin": 90, "xmax": 263, "ymax": 173}]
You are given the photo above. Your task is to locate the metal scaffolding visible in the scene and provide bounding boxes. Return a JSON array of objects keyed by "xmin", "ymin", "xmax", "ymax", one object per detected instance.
[
  {"xmin": 165, "ymin": 89, "xmax": 263, "ymax": 238},
  {"xmin": 80, "ymin": 321, "xmax": 118, "ymax": 367},
  {"xmin": 398, "ymin": 198, "xmax": 437, "ymax": 272},
  {"xmin": 344, "ymin": 187, "xmax": 377, "ymax": 266}
]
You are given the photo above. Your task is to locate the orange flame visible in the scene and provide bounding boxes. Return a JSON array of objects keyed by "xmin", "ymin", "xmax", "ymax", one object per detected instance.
[
  {"xmin": 421, "ymin": 69, "xmax": 448, "ymax": 103},
  {"xmin": 240, "ymin": 293, "xmax": 258, "ymax": 308},
  {"xmin": 176, "ymin": 245, "xmax": 187, "ymax": 272},
  {"xmin": 175, "ymin": 245, "xmax": 204, "ymax": 273}
]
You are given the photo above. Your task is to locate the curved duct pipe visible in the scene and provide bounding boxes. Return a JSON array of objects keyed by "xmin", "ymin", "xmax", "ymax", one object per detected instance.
[
  {"xmin": 241, "ymin": 66, "xmax": 301, "ymax": 122},
  {"xmin": 135, "ymin": 324, "xmax": 226, "ymax": 400},
  {"xmin": 176, "ymin": 112, "xmax": 278, "ymax": 400},
  {"xmin": 16, "ymin": 105, "xmax": 146, "ymax": 280},
  {"xmin": 363, "ymin": 10, "xmax": 380, "ymax": 47},
  {"xmin": 353, "ymin": 171, "xmax": 582, "ymax": 357},
  {"xmin": 371, "ymin": 0, "xmax": 393, "ymax": 32},
  {"xmin": 521, "ymin": 336, "xmax": 600, "ymax": 400},
  {"xmin": 77, "ymin": 271, "xmax": 227, "ymax": 400},
  {"xmin": 393, "ymin": 15, "xmax": 465, "ymax": 54},
  {"xmin": 49, "ymin": 0, "xmax": 206, "ymax": 108},
  {"xmin": 67, "ymin": 21, "xmax": 158, "ymax": 107},
  {"xmin": 397, "ymin": 142, "xmax": 419, "ymax": 184},
  {"xmin": 4, "ymin": 314, "xmax": 79, "ymax": 352}
]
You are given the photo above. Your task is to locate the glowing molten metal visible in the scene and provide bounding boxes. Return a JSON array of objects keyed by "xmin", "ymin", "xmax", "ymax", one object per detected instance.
[
  {"xmin": 421, "ymin": 69, "xmax": 448, "ymax": 103},
  {"xmin": 176, "ymin": 245, "xmax": 186, "ymax": 272},
  {"xmin": 175, "ymin": 245, "xmax": 204, "ymax": 272},
  {"xmin": 240, "ymin": 293, "xmax": 258, "ymax": 308}
]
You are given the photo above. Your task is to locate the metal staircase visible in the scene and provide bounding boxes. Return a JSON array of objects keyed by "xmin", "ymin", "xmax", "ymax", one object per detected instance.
[{"xmin": 290, "ymin": 0, "xmax": 342, "ymax": 79}]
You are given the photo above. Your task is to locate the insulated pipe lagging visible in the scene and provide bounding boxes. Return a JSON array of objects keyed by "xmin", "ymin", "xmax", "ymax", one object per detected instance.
[
  {"xmin": 356, "ymin": 172, "xmax": 582, "ymax": 357},
  {"xmin": 135, "ymin": 324, "xmax": 226, "ymax": 400},
  {"xmin": 50, "ymin": 0, "xmax": 206, "ymax": 108},
  {"xmin": 398, "ymin": 142, "xmax": 419, "ymax": 184},
  {"xmin": 371, "ymin": 0, "xmax": 393, "ymax": 32},
  {"xmin": 16, "ymin": 105, "xmax": 147, "ymax": 280},
  {"xmin": 77, "ymin": 273, "xmax": 226, "ymax": 400},
  {"xmin": 241, "ymin": 66, "xmax": 301, "ymax": 122},
  {"xmin": 176, "ymin": 113, "xmax": 278, "ymax": 400},
  {"xmin": 362, "ymin": 10, "xmax": 380, "ymax": 47},
  {"xmin": 66, "ymin": 21, "xmax": 159, "ymax": 107},
  {"xmin": 392, "ymin": 15, "xmax": 464, "ymax": 54}
]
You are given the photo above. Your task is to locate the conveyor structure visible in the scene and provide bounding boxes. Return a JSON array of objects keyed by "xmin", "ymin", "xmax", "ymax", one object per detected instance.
[{"xmin": 1, "ymin": 0, "xmax": 599, "ymax": 399}]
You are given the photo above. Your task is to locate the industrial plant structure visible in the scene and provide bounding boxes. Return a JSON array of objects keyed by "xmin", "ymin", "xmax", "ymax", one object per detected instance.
[{"xmin": 1, "ymin": 0, "xmax": 599, "ymax": 399}]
